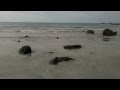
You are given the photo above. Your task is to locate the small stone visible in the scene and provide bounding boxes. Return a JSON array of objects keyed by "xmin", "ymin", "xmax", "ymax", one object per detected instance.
[
  {"xmin": 25, "ymin": 36, "xmax": 29, "ymax": 38},
  {"xmin": 48, "ymin": 52, "xmax": 54, "ymax": 53},
  {"xmin": 56, "ymin": 37, "xmax": 59, "ymax": 39},
  {"xmin": 18, "ymin": 40, "xmax": 21, "ymax": 42},
  {"xmin": 87, "ymin": 30, "xmax": 94, "ymax": 34}
]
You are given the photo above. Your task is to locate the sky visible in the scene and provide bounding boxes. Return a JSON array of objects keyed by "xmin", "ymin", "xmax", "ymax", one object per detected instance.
[{"xmin": 0, "ymin": 11, "xmax": 119, "ymax": 23}]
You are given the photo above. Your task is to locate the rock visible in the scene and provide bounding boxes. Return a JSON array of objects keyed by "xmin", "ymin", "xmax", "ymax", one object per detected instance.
[
  {"xmin": 56, "ymin": 37, "xmax": 59, "ymax": 39},
  {"xmin": 44, "ymin": 52, "xmax": 54, "ymax": 54},
  {"xmin": 50, "ymin": 57, "xmax": 74, "ymax": 65},
  {"xmin": 16, "ymin": 30, "xmax": 21, "ymax": 32},
  {"xmin": 25, "ymin": 36, "xmax": 29, "ymax": 38},
  {"xmin": 103, "ymin": 28, "xmax": 117, "ymax": 36},
  {"xmin": 46, "ymin": 52, "xmax": 54, "ymax": 54},
  {"xmin": 64, "ymin": 45, "xmax": 82, "ymax": 50},
  {"xmin": 48, "ymin": 52, "xmax": 54, "ymax": 53},
  {"xmin": 87, "ymin": 30, "xmax": 94, "ymax": 34},
  {"xmin": 17, "ymin": 40, "xmax": 21, "ymax": 42},
  {"xmin": 19, "ymin": 45, "xmax": 32, "ymax": 55}
]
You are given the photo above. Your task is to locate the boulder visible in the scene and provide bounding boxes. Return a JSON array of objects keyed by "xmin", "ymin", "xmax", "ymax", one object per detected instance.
[
  {"xmin": 87, "ymin": 30, "xmax": 94, "ymax": 34},
  {"xmin": 19, "ymin": 45, "xmax": 32, "ymax": 55},
  {"xmin": 64, "ymin": 45, "xmax": 82, "ymax": 50},
  {"xmin": 103, "ymin": 28, "xmax": 117, "ymax": 36},
  {"xmin": 50, "ymin": 57, "xmax": 74, "ymax": 65}
]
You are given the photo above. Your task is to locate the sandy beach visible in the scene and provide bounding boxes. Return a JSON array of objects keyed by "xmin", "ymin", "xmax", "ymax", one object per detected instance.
[
  {"xmin": 0, "ymin": 23, "xmax": 119, "ymax": 79},
  {"xmin": 0, "ymin": 11, "xmax": 120, "ymax": 79}
]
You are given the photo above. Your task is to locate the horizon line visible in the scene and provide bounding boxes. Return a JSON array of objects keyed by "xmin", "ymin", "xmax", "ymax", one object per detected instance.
[{"xmin": 0, "ymin": 22, "xmax": 119, "ymax": 23}]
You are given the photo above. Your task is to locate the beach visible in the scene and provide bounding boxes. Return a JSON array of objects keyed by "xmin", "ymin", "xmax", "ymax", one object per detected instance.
[{"xmin": 0, "ymin": 23, "xmax": 120, "ymax": 79}]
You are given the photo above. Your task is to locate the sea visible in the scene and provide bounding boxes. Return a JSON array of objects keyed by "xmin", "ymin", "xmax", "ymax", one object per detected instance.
[
  {"xmin": 0, "ymin": 22, "xmax": 119, "ymax": 38},
  {"xmin": 0, "ymin": 22, "xmax": 119, "ymax": 32}
]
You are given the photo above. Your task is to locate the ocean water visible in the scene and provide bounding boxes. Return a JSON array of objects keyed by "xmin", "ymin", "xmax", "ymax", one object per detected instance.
[
  {"xmin": 0, "ymin": 22, "xmax": 119, "ymax": 32},
  {"xmin": 0, "ymin": 22, "xmax": 119, "ymax": 38}
]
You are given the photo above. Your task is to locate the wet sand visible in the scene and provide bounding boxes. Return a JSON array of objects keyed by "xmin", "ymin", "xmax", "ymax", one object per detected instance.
[{"xmin": 0, "ymin": 29, "xmax": 120, "ymax": 79}]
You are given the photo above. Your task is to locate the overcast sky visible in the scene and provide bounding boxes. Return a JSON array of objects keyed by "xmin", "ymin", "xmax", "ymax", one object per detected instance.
[{"xmin": 0, "ymin": 11, "xmax": 119, "ymax": 23}]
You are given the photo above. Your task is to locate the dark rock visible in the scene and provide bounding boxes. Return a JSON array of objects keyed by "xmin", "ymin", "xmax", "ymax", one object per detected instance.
[
  {"xmin": 87, "ymin": 30, "xmax": 94, "ymax": 34},
  {"xmin": 114, "ymin": 32, "xmax": 117, "ymax": 35},
  {"xmin": 25, "ymin": 36, "xmax": 29, "ymax": 38},
  {"xmin": 19, "ymin": 45, "xmax": 32, "ymax": 55},
  {"xmin": 103, "ymin": 28, "xmax": 117, "ymax": 36},
  {"xmin": 50, "ymin": 57, "xmax": 74, "ymax": 65},
  {"xmin": 56, "ymin": 37, "xmax": 59, "ymax": 39},
  {"xmin": 48, "ymin": 52, "xmax": 54, "ymax": 53},
  {"xmin": 64, "ymin": 45, "xmax": 82, "ymax": 50},
  {"xmin": 44, "ymin": 52, "xmax": 54, "ymax": 54},
  {"xmin": 16, "ymin": 30, "xmax": 21, "ymax": 32},
  {"xmin": 46, "ymin": 52, "xmax": 54, "ymax": 54},
  {"xmin": 18, "ymin": 40, "xmax": 21, "ymax": 42}
]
